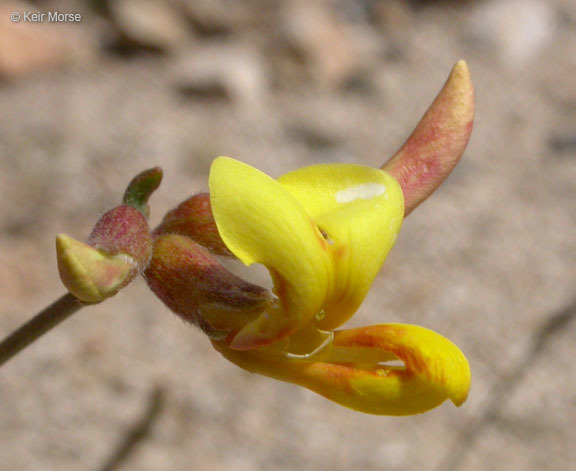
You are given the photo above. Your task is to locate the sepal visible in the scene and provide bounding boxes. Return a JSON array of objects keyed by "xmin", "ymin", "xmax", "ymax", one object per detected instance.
[
  {"xmin": 87, "ymin": 205, "xmax": 152, "ymax": 269},
  {"xmin": 153, "ymin": 193, "xmax": 232, "ymax": 256},
  {"xmin": 145, "ymin": 233, "xmax": 270, "ymax": 339},
  {"xmin": 122, "ymin": 166, "xmax": 163, "ymax": 218}
]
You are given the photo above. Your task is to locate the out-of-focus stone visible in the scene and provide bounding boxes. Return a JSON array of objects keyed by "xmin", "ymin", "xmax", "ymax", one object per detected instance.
[
  {"xmin": 545, "ymin": 33, "xmax": 576, "ymax": 108},
  {"xmin": 0, "ymin": 2, "xmax": 94, "ymax": 80},
  {"xmin": 176, "ymin": 0, "xmax": 251, "ymax": 36},
  {"xmin": 110, "ymin": 0, "xmax": 191, "ymax": 51},
  {"xmin": 467, "ymin": 0, "xmax": 555, "ymax": 68},
  {"xmin": 172, "ymin": 42, "xmax": 268, "ymax": 106},
  {"xmin": 370, "ymin": 0, "xmax": 414, "ymax": 34},
  {"xmin": 274, "ymin": 0, "xmax": 360, "ymax": 88}
]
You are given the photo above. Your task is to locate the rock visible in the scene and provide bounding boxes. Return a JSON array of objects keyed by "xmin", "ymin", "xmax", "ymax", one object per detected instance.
[
  {"xmin": 548, "ymin": 134, "xmax": 576, "ymax": 156},
  {"xmin": 176, "ymin": 0, "xmax": 251, "ymax": 36},
  {"xmin": 467, "ymin": 0, "xmax": 555, "ymax": 67},
  {"xmin": 370, "ymin": 0, "xmax": 414, "ymax": 34},
  {"xmin": 110, "ymin": 0, "xmax": 191, "ymax": 51},
  {"xmin": 273, "ymin": 0, "xmax": 360, "ymax": 87},
  {"xmin": 172, "ymin": 42, "xmax": 268, "ymax": 106}
]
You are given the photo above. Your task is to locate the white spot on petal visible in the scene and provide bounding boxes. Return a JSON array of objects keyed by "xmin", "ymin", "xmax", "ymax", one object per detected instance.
[{"xmin": 335, "ymin": 183, "xmax": 386, "ymax": 204}]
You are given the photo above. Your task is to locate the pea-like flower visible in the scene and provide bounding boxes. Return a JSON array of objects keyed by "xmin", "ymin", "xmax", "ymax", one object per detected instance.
[
  {"xmin": 146, "ymin": 61, "xmax": 474, "ymax": 415},
  {"xmin": 206, "ymin": 157, "xmax": 469, "ymax": 416}
]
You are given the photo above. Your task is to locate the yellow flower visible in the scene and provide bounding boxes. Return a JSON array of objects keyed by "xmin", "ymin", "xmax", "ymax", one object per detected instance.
[
  {"xmin": 144, "ymin": 61, "xmax": 474, "ymax": 415},
  {"xmin": 207, "ymin": 157, "xmax": 471, "ymax": 415}
]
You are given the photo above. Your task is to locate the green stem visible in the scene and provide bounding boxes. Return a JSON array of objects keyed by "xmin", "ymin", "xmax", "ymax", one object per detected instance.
[{"xmin": 0, "ymin": 293, "xmax": 84, "ymax": 367}]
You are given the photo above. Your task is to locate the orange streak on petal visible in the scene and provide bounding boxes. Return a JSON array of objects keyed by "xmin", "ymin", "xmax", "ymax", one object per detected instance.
[{"xmin": 213, "ymin": 323, "xmax": 470, "ymax": 415}]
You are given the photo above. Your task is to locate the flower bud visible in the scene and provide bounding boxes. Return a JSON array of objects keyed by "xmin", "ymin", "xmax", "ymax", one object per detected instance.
[
  {"xmin": 88, "ymin": 205, "xmax": 152, "ymax": 269},
  {"xmin": 56, "ymin": 167, "xmax": 161, "ymax": 303},
  {"xmin": 57, "ymin": 206, "xmax": 152, "ymax": 303},
  {"xmin": 56, "ymin": 233, "xmax": 137, "ymax": 303},
  {"xmin": 153, "ymin": 193, "xmax": 231, "ymax": 256},
  {"xmin": 145, "ymin": 233, "xmax": 270, "ymax": 339}
]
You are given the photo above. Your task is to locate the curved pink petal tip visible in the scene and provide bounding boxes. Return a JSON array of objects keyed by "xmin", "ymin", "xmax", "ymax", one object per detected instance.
[{"xmin": 383, "ymin": 60, "xmax": 474, "ymax": 215}]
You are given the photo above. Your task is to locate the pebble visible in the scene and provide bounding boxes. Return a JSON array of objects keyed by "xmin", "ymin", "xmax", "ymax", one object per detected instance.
[
  {"xmin": 467, "ymin": 0, "xmax": 555, "ymax": 67},
  {"xmin": 172, "ymin": 42, "xmax": 268, "ymax": 106}
]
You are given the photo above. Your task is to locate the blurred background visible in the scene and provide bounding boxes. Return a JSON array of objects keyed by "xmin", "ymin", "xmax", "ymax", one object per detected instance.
[{"xmin": 1, "ymin": 0, "xmax": 575, "ymax": 470}]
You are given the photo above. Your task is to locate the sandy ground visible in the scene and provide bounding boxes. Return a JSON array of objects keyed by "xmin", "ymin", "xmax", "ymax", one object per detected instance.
[{"xmin": 1, "ymin": 1, "xmax": 575, "ymax": 470}]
